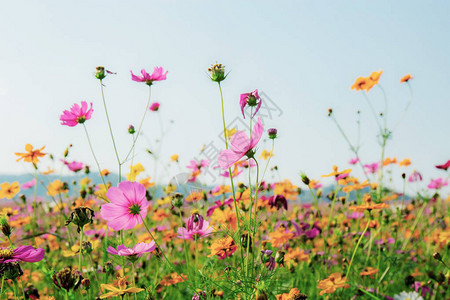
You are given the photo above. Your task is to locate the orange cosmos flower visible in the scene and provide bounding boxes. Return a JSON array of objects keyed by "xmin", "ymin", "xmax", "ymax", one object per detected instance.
[
  {"xmin": 399, "ymin": 158, "xmax": 411, "ymax": 167},
  {"xmin": 400, "ymin": 74, "xmax": 413, "ymax": 83},
  {"xmin": 0, "ymin": 182, "xmax": 20, "ymax": 199},
  {"xmin": 360, "ymin": 267, "xmax": 378, "ymax": 278},
  {"xmin": 185, "ymin": 191, "xmax": 203, "ymax": 202},
  {"xmin": 349, "ymin": 193, "xmax": 389, "ymax": 212},
  {"xmin": 208, "ymin": 236, "xmax": 237, "ymax": 259},
  {"xmin": 273, "ymin": 180, "xmax": 299, "ymax": 201},
  {"xmin": 47, "ymin": 180, "xmax": 68, "ymax": 196},
  {"xmin": 268, "ymin": 226, "xmax": 295, "ymax": 247},
  {"xmin": 276, "ymin": 288, "xmax": 306, "ymax": 300},
  {"xmin": 351, "ymin": 77, "xmax": 371, "ymax": 91},
  {"xmin": 322, "ymin": 165, "xmax": 352, "ymax": 178},
  {"xmin": 317, "ymin": 273, "xmax": 350, "ymax": 295},
  {"xmin": 383, "ymin": 157, "xmax": 397, "ymax": 166},
  {"xmin": 15, "ymin": 144, "xmax": 46, "ymax": 164}
]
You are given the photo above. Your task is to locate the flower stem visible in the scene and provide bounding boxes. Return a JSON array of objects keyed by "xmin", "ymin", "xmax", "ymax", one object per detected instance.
[
  {"xmin": 122, "ymin": 86, "xmax": 152, "ymax": 167},
  {"xmin": 345, "ymin": 218, "xmax": 370, "ymax": 281},
  {"xmin": 79, "ymin": 227, "xmax": 84, "ymax": 273},
  {"xmin": 139, "ymin": 214, "xmax": 192, "ymax": 290},
  {"xmin": 82, "ymin": 124, "xmax": 106, "ymax": 187},
  {"xmin": 99, "ymin": 80, "xmax": 121, "ymax": 182}
]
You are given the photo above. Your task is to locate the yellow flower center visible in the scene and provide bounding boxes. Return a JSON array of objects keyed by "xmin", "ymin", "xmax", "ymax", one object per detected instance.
[{"xmin": 0, "ymin": 248, "xmax": 14, "ymax": 258}]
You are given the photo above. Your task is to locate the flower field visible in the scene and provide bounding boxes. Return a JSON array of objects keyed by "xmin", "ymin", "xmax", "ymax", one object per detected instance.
[{"xmin": 0, "ymin": 65, "xmax": 449, "ymax": 300}]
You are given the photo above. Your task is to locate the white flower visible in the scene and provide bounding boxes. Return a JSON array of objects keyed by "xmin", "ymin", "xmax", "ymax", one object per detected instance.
[{"xmin": 393, "ymin": 291, "xmax": 423, "ymax": 300}]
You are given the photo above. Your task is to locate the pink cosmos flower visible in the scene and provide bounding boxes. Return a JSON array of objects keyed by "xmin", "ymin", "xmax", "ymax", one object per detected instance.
[
  {"xmin": 149, "ymin": 102, "xmax": 160, "ymax": 111},
  {"xmin": 60, "ymin": 101, "xmax": 93, "ymax": 127},
  {"xmin": 22, "ymin": 178, "xmax": 36, "ymax": 190},
  {"xmin": 130, "ymin": 67, "xmax": 168, "ymax": 86},
  {"xmin": 107, "ymin": 242, "xmax": 156, "ymax": 256},
  {"xmin": 207, "ymin": 198, "xmax": 234, "ymax": 217},
  {"xmin": 218, "ymin": 118, "xmax": 264, "ymax": 170},
  {"xmin": 349, "ymin": 158, "xmax": 359, "ymax": 165},
  {"xmin": 364, "ymin": 162, "xmax": 379, "ymax": 174},
  {"xmin": 0, "ymin": 245, "xmax": 45, "ymax": 263},
  {"xmin": 436, "ymin": 160, "xmax": 450, "ymax": 171},
  {"xmin": 61, "ymin": 160, "xmax": 84, "ymax": 172},
  {"xmin": 100, "ymin": 181, "xmax": 149, "ymax": 231},
  {"xmin": 187, "ymin": 159, "xmax": 209, "ymax": 171},
  {"xmin": 177, "ymin": 214, "xmax": 213, "ymax": 240},
  {"xmin": 427, "ymin": 178, "xmax": 448, "ymax": 189},
  {"xmin": 408, "ymin": 171, "xmax": 422, "ymax": 182},
  {"xmin": 240, "ymin": 89, "xmax": 262, "ymax": 119}
]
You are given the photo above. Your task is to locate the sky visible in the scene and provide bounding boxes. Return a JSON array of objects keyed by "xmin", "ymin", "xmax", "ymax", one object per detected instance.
[{"xmin": 1, "ymin": 1, "xmax": 449, "ymax": 194}]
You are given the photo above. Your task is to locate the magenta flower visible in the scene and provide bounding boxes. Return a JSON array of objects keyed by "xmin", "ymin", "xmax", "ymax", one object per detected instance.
[
  {"xmin": 107, "ymin": 242, "xmax": 156, "ymax": 257},
  {"xmin": 349, "ymin": 158, "xmax": 359, "ymax": 165},
  {"xmin": 22, "ymin": 178, "xmax": 36, "ymax": 190},
  {"xmin": 177, "ymin": 214, "xmax": 213, "ymax": 240},
  {"xmin": 0, "ymin": 245, "xmax": 45, "ymax": 263},
  {"xmin": 206, "ymin": 198, "xmax": 234, "ymax": 217},
  {"xmin": 61, "ymin": 160, "xmax": 84, "ymax": 172},
  {"xmin": 187, "ymin": 159, "xmax": 209, "ymax": 171},
  {"xmin": 240, "ymin": 89, "xmax": 262, "ymax": 119},
  {"xmin": 364, "ymin": 162, "xmax": 379, "ymax": 174},
  {"xmin": 408, "ymin": 171, "xmax": 422, "ymax": 182},
  {"xmin": 218, "ymin": 118, "xmax": 264, "ymax": 170},
  {"xmin": 149, "ymin": 102, "xmax": 160, "ymax": 111},
  {"xmin": 60, "ymin": 101, "xmax": 93, "ymax": 127},
  {"xmin": 100, "ymin": 181, "xmax": 149, "ymax": 231},
  {"xmin": 130, "ymin": 67, "xmax": 168, "ymax": 86},
  {"xmin": 436, "ymin": 160, "xmax": 450, "ymax": 171},
  {"xmin": 268, "ymin": 195, "xmax": 288, "ymax": 211},
  {"xmin": 427, "ymin": 178, "xmax": 448, "ymax": 189}
]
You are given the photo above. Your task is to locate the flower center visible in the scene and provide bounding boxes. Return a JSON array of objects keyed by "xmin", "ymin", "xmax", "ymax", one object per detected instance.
[
  {"xmin": 129, "ymin": 204, "xmax": 142, "ymax": 216},
  {"xmin": 0, "ymin": 248, "xmax": 14, "ymax": 258},
  {"xmin": 76, "ymin": 116, "xmax": 86, "ymax": 124}
]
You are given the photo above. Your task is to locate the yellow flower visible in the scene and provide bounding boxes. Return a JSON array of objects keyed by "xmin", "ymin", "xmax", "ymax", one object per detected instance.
[
  {"xmin": 317, "ymin": 273, "xmax": 350, "ymax": 295},
  {"xmin": 15, "ymin": 144, "xmax": 46, "ymax": 164},
  {"xmin": 268, "ymin": 226, "xmax": 294, "ymax": 247},
  {"xmin": 273, "ymin": 180, "xmax": 298, "ymax": 201},
  {"xmin": 47, "ymin": 180, "xmax": 68, "ymax": 197},
  {"xmin": 0, "ymin": 182, "xmax": 20, "ymax": 199},
  {"xmin": 126, "ymin": 163, "xmax": 145, "ymax": 181},
  {"xmin": 163, "ymin": 184, "xmax": 177, "ymax": 195},
  {"xmin": 139, "ymin": 177, "xmax": 155, "ymax": 189},
  {"xmin": 101, "ymin": 169, "xmax": 110, "ymax": 176},
  {"xmin": 259, "ymin": 150, "xmax": 273, "ymax": 160},
  {"xmin": 170, "ymin": 154, "xmax": 179, "ymax": 162},
  {"xmin": 100, "ymin": 283, "xmax": 144, "ymax": 299},
  {"xmin": 399, "ymin": 158, "xmax": 411, "ymax": 167},
  {"xmin": 225, "ymin": 128, "xmax": 237, "ymax": 139},
  {"xmin": 95, "ymin": 183, "xmax": 110, "ymax": 200}
]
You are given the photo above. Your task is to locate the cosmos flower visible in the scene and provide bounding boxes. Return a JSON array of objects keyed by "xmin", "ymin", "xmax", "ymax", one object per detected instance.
[
  {"xmin": 393, "ymin": 291, "xmax": 423, "ymax": 300},
  {"xmin": 106, "ymin": 242, "xmax": 156, "ymax": 257},
  {"xmin": 186, "ymin": 160, "xmax": 209, "ymax": 171},
  {"xmin": 62, "ymin": 160, "xmax": 84, "ymax": 172},
  {"xmin": 21, "ymin": 179, "xmax": 36, "ymax": 190},
  {"xmin": 408, "ymin": 171, "xmax": 422, "ymax": 182},
  {"xmin": 364, "ymin": 162, "xmax": 379, "ymax": 174},
  {"xmin": 130, "ymin": 67, "xmax": 167, "ymax": 86},
  {"xmin": 400, "ymin": 74, "xmax": 413, "ymax": 83},
  {"xmin": 240, "ymin": 89, "xmax": 262, "ymax": 119},
  {"xmin": 0, "ymin": 182, "xmax": 20, "ymax": 199},
  {"xmin": 435, "ymin": 160, "xmax": 450, "ymax": 171},
  {"xmin": 177, "ymin": 213, "xmax": 213, "ymax": 240},
  {"xmin": 60, "ymin": 101, "xmax": 93, "ymax": 127},
  {"xmin": 348, "ymin": 158, "xmax": 359, "ymax": 165},
  {"xmin": 149, "ymin": 102, "xmax": 160, "ymax": 111},
  {"xmin": 0, "ymin": 246, "xmax": 45, "ymax": 263},
  {"xmin": 100, "ymin": 181, "xmax": 150, "ymax": 231},
  {"xmin": 208, "ymin": 236, "xmax": 237, "ymax": 260},
  {"xmin": 427, "ymin": 178, "xmax": 448, "ymax": 190},
  {"xmin": 15, "ymin": 144, "xmax": 46, "ymax": 164},
  {"xmin": 317, "ymin": 273, "xmax": 350, "ymax": 296},
  {"xmin": 218, "ymin": 118, "xmax": 263, "ymax": 170}
]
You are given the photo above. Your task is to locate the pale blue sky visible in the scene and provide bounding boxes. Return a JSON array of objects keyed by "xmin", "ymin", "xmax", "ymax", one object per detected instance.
[{"xmin": 1, "ymin": 1, "xmax": 449, "ymax": 193}]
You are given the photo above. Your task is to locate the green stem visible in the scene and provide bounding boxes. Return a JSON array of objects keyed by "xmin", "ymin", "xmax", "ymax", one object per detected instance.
[
  {"xmin": 122, "ymin": 86, "xmax": 152, "ymax": 166},
  {"xmin": 345, "ymin": 218, "xmax": 370, "ymax": 280},
  {"xmin": 99, "ymin": 80, "xmax": 121, "ymax": 181},
  {"xmin": 79, "ymin": 227, "xmax": 84, "ymax": 273},
  {"xmin": 139, "ymin": 214, "xmax": 192, "ymax": 290},
  {"xmin": 326, "ymin": 184, "xmax": 340, "ymax": 233},
  {"xmin": 82, "ymin": 124, "xmax": 106, "ymax": 187},
  {"xmin": 0, "ymin": 277, "xmax": 4, "ymax": 300}
]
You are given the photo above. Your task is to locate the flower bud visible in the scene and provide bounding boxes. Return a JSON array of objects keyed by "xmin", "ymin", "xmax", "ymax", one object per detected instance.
[
  {"xmin": 240, "ymin": 233, "xmax": 252, "ymax": 252},
  {"xmin": 65, "ymin": 206, "xmax": 95, "ymax": 233},
  {"xmin": 0, "ymin": 262, "xmax": 23, "ymax": 280},
  {"xmin": 268, "ymin": 128, "xmax": 277, "ymax": 139},
  {"xmin": 432, "ymin": 252, "xmax": 442, "ymax": 261},
  {"xmin": 171, "ymin": 193, "xmax": 184, "ymax": 208},
  {"xmin": 24, "ymin": 285, "xmax": 40, "ymax": 299},
  {"xmin": 300, "ymin": 173, "xmax": 310, "ymax": 185},
  {"xmin": 328, "ymin": 108, "xmax": 333, "ymax": 116},
  {"xmin": 81, "ymin": 241, "xmax": 93, "ymax": 254},
  {"xmin": 104, "ymin": 261, "xmax": 114, "ymax": 274},
  {"xmin": 128, "ymin": 125, "xmax": 136, "ymax": 134},
  {"xmin": 81, "ymin": 278, "xmax": 91, "ymax": 289},
  {"xmin": 275, "ymin": 251, "xmax": 285, "ymax": 266},
  {"xmin": 52, "ymin": 268, "xmax": 83, "ymax": 292},
  {"xmin": 95, "ymin": 66, "xmax": 106, "ymax": 80},
  {"xmin": 208, "ymin": 63, "xmax": 227, "ymax": 83},
  {"xmin": 0, "ymin": 216, "xmax": 12, "ymax": 237},
  {"xmin": 149, "ymin": 102, "xmax": 160, "ymax": 112},
  {"xmin": 260, "ymin": 250, "xmax": 273, "ymax": 263}
]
